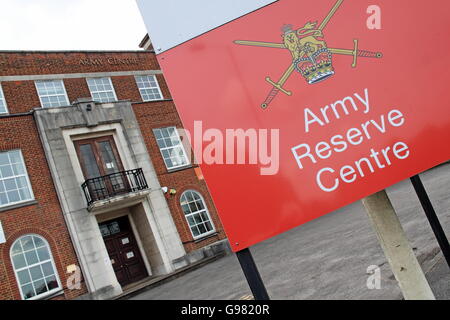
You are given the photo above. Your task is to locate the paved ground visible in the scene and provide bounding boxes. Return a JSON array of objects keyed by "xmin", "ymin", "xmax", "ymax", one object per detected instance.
[
  {"xmin": 426, "ymin": 254, "xmax": 450, "ymax": 299},
  {"xmin": 129, "ymin": 163, "xmax": 450, "ymax": 300}
]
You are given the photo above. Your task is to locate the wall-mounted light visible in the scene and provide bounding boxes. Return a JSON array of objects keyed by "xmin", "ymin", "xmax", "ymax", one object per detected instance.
[{"xmin": 161, "ymin": 186, "xmax": 176, "ymax": 195}]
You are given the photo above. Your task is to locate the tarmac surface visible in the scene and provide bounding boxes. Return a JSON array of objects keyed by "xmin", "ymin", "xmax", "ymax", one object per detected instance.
[{"xmin": 129, "ymin": 163, "xmax": 450, "ymax": 300}]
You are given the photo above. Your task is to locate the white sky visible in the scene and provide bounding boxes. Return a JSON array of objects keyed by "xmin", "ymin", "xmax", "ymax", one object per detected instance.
[{"xmin": 0, "ymin": 0, "xmax": 148, "ymax": 51}]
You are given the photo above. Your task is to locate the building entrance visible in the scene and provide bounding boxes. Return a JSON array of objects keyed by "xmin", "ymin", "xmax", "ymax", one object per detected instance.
[{"xmin": 99, "ymin": 216, "xmax": 148, "ymax": 287}]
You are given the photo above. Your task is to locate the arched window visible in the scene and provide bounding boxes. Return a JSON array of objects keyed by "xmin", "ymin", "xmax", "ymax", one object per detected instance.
[
  {"xmin": 180, "ymin": 190, "xmax": 215, "ymax": 239},
  {"xmin": 10, "ymin": 235, "xmax": 61, "ymax": 300}
]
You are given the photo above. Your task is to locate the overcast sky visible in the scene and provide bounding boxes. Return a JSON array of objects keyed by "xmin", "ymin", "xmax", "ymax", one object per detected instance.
[{"xmin": 0, "ymin": 0, "xmax": 148, "ymax": 51}]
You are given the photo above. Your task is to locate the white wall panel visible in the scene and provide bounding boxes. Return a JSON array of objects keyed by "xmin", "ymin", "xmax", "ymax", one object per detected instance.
[{"xmin": 136, "ymin": 0, "xmax": 277, "ymax": 53}]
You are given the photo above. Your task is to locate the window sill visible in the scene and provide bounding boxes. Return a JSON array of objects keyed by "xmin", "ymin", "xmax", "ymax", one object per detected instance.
[
  {"xmin": 132, "ymin": 99, "xmax": 173, "ymax": 105},
  {"xmin": 193, "ymin": 232, "xmax": 219, "ymax": 244},
  {"xmin": 0, "ymin": 111, "xmax": 34, "ymax": 118},
  {"xmin": 167, "ymin": 164, "xmax": 193, "ymax": 174},
  {"xmin": 0, "ymin": 200, "xmax": 38, "ymax": 213},
  {"xmin": 28, "ymin": 287, "xmax": 64, "ymax": 301},
  {"xmin": 182, "ymin": 232, "xmax": 218, "ymax": 245}
]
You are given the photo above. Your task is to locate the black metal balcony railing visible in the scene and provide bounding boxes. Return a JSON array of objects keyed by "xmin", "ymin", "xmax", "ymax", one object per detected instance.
[{"xmin": 82, "ymin": 168, "xmax": 149, "ymax": 206}]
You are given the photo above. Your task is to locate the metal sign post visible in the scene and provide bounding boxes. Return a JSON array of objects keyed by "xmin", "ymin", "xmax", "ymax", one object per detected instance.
[
  {"xmin": 410, "ymin": 174, "xmax": 450, "ymax": 269},
  {"xmin": 236, "ymin": 248, "xmax": 270, "ymax": 300},
  {"xmin": 362, "ymin": 190, "xmax": 435, "ymax": 300}
]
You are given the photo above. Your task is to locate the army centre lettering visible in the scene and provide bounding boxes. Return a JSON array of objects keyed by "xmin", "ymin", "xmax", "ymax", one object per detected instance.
[{"xmin": 79, "ymin": 57, "xmax": 140, "ymax": 66}]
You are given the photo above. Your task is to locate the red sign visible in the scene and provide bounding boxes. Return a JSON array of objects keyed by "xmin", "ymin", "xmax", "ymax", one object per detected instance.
[{"xmin": 154, "ymin": 0, "xmax": 450, "ymax": 251}]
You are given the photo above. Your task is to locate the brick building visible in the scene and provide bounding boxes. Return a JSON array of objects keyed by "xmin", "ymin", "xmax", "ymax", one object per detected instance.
[{"xmin": 0, "ymin": 48, "xmax": 227, "ymax": 300}]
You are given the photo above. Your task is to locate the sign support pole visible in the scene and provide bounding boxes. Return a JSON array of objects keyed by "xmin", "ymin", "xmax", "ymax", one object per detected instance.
[
  {"xmin": 362, "ymin": 190, "xmax": 435, "ymax": 300},
  {"xmin": 236, "ymin": 248, "xmax": 270, "ymax": 300},
  {"xmin": 410, "ymin": 174, "xmax": 450, "ymax": 269}
]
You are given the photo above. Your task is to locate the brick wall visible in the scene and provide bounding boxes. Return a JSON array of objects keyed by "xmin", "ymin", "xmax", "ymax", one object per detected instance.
[
  {"xmin": 0, "ymin": 115, "xmax": 87, "ymax": 300},
  {"xmin": 0, "ymin": 52, "xmax": 160, "ymax": 76},
  {"xmin": 1, "ymin": 81, "xmax": 41, "ymax": 114},
  {"xmin": 0, "ymin": 51, "xmax": 172, "ymax": 114}
]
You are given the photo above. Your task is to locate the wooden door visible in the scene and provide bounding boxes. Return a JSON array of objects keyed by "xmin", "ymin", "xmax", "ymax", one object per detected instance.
[
  {"xmin": 75, "ymin": 136, "xmax": 129, "ymax": 200},
  {"xmin": 99, "ymin": 216, "xmax": 148, "ymax": 287}
]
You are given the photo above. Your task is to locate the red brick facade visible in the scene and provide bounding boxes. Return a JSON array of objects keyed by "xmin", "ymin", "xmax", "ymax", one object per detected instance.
[
  {"xmin": 0, "ymin": 116, "xmax": 88, "ymax": 300},
  {"xmin": 0, "ymin": 51, "xmax": 226, "ymax": 300}
]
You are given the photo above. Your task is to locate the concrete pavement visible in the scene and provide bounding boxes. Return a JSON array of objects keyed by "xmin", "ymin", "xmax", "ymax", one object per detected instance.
[
  {"xmin": 424, "ymin": 254, "xmax": 450, "ymax": 300},
  {"xmin": 127, "ymin": 163, "xmax": 450, "ymax": 300}
]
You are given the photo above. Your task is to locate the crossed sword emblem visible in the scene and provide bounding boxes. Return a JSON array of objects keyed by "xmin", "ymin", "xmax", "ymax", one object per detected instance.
[{"xmin": 234, "ymin": 0, "xmax": 383, "ymax": 109}]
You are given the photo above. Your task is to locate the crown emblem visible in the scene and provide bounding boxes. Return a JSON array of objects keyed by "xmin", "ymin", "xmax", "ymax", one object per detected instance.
[{"xmin": 295, "ymin": 48, "xmax": 334, "ymax": 84}]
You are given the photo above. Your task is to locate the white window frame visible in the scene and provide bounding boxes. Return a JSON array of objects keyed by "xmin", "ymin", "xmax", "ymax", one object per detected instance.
[
  {"xmin": 180, "ymin": 190, "xmax": 216, "ymax": 240},
  {"xmin": 0, "ymin": 150, "xmax": 35, "ymax": 209},
  {"xmin": 10, "ymin": 234, "xmax": 62, "ymax": 300},
  {"xmin": 86, "ymin": 77, "xmax": 118, "ymax": 103},
  {"xmin": 154, "ymin": 127, "xmax": 190, "ymax": 171},
  {"xmin": 34, "ymin": 80, "xmax": 70, "ymax": 108},
  {"xmin": 0, "ymin": 83, "xmax": 9, "ymax": 114},
  {"xmin": 135, "ymin": 74, "xmax": 163, "ymax": 102}
]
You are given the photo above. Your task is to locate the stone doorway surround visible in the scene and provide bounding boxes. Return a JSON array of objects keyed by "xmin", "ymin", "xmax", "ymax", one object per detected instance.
[{"xmin": 34, "ymin": 99, "xmax": 187, "ymax": 299}]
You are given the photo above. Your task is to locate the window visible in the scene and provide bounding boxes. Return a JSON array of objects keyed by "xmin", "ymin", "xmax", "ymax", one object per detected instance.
[
  {"xmin": 0, "ymin": 84, "xmax": 8, "ymax": 114},
  {"xmin": 135, "ymin": 75, "xmax": 163, "ymax": 101},
  {"xmin": 75, "ymin": 136, "xmax": 128, "ymax": 204},
  {"xmin": 0, "ymin": 150, "xmax": 34, "ymax": 208},
  {"xmin": 86, "ymin": 77, "xmax": 117, "ymax": 103},
  {"xmin": 11, "ymin": 235, "xmax": 61, "ymax": 300},
  {"xmin": 180, "ymin": 190, "xmax": 215, "ymax": 239},
  {"xmin": 35, "ymin": 80, "xmax": 69, "ymax": 108},
  {"xmin": 153, "ymin": 127, "xmax": 190, "ymax": 170}
]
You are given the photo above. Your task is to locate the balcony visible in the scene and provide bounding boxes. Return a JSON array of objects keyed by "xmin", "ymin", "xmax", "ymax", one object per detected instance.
[{"xmin": 82, "ymin": 169, "xmax": 149, "ymax": 209}]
